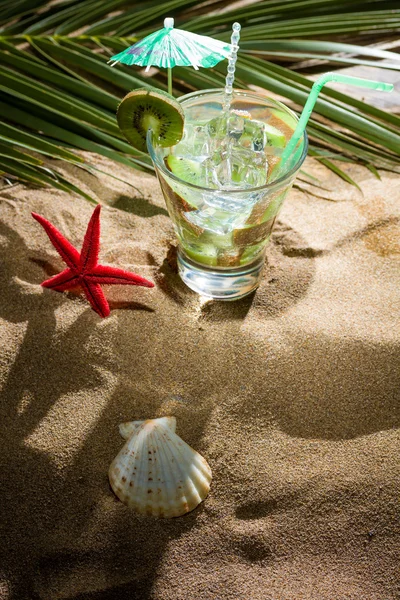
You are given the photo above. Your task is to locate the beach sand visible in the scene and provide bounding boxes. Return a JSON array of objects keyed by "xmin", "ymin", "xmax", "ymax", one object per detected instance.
[{"xmin": 0, "ymin": 154, "xmax": 399, "ymax": 600}]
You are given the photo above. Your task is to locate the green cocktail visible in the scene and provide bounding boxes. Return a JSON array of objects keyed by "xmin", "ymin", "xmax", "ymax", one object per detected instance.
[
  {"xmin": 148, "ymin": 89, "xmax": 308, "ymax": 299},
  {"xmin": 112, "ymin": 14, "xmax": 392, "ymax": 301}
]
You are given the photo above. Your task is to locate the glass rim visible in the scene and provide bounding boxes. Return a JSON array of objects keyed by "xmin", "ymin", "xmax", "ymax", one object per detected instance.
[{"xmin": 147, "ymin": 88, "xmax": 308, "ymax": 195}]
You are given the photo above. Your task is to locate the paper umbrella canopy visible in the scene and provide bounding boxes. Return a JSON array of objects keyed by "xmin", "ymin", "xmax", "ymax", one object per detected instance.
[{"xmin": 109, "ymin": 18, "xmax": 232, "ymax": 93}]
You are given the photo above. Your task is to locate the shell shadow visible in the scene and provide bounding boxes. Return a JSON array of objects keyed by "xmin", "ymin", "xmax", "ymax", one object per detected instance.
[
  {"xmin": 30, "ymin": 376, "xmax": 214, "ymax": 600},
  {"xmin": 33, "ymin": 509, "xmax": 200, "ymax": 600}
]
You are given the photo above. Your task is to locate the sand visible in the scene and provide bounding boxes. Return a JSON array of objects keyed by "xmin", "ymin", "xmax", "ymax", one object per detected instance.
[{"xmin": 0, "ymin": 153, "xmax": 399, "ymax": 600}]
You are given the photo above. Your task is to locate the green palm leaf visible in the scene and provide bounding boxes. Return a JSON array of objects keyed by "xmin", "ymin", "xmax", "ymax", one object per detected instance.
[{"xmin": 0, "ymin": 0, "xmax": 399, "ymax": 198}]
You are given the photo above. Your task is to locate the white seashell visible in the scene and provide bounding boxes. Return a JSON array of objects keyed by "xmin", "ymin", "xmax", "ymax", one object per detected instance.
[{"xmin": 109, "ymin": 417, "xmax": 212, "ymax": 518}]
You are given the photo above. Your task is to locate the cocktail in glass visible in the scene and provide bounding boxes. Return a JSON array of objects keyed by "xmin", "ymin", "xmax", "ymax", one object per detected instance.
[
  {"xmin": 148, "ymin": 88, "xmax": 308, "ymax": 300},
  {"xmin": 111, "ymin": 15, "xmax": 392, "ymax": 301}
]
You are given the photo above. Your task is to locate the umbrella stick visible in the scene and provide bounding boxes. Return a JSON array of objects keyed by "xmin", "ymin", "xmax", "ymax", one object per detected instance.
[{"xmin": 168, "ymin": 68, "xmax": 173, "ymax": 96}]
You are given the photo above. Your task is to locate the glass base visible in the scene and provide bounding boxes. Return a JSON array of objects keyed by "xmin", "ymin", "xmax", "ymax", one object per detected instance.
[{"xmin": 177, "ymin": 248, "xmax": 265, "ymax": 300}]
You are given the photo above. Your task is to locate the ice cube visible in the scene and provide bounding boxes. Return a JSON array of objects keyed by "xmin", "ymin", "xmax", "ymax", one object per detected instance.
[
  {"xmin": 207, "ymin": 110, "xmax": 250, "ymax": 140},
  {"xmin": 175, "ymin": 113, "xmax": 271, "ymax": 191},
  {"xmin": 229, "ymin": 146, "xmax": 268, "ymax": 189},
  {"xmin": 210, "ymin": 148, "xmax": 223, "ymax": 166},
  {"xmin": 186, "ymin": 203, "xmax": 252, "ymax": 235},
  {"xmin": 207, "ymin": 115, "xmax": 227, "ymax": 138},
  {"xmin": 205, "ymin": 144, "xmax": 268, "ymax": 190},
  {"xmin": 191, "ymin": 125, "xmax": 211, "ymax": 161},
  {"xmin": 185, "ymin": 207, "xmax": 228, "ymax": 235},
  {"xmin": 231, "ymin": 109, "xmax": 251, "ymax": 119},
  {"xmin": 201, "ymin": 158, "xmax": 219, "ymax": 189},
  {"xmin": 227, "ymin": 113, "xmax": 245, "ymax": 141},
  {"xmin": 215, "ymin": 152, "xmax": 232, "ymax": 188},
  {"xmin": 242, "ymin": 119, "xmax": 266, "ymax": 152},
  {"xmin": 243, "ymin": 119, "xmax": 265, "ymax": 137},
  {"xmin": 172, "ymin": 123, "xmax": 211, "ymax": 164}
]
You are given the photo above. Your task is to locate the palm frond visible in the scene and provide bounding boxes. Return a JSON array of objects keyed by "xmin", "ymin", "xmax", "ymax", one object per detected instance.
[{"xmin": 0, "ymin": 0, "xmax": 399, "ymax": 197}]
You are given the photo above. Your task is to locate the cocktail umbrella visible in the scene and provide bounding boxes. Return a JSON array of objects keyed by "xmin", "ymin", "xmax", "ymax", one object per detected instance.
[{"xmin": 108, "ymin": 17, "xmax": 232, "ymax": 95}]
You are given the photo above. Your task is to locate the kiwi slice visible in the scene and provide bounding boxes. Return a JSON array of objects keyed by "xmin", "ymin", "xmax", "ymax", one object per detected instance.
[
  {"xmin": 263, "ymin": 122, "xmax": 287, "ymax": 148},
  {"xmin": 117, "ymin": 88, "xmax": 184, "ymax": 153},
  {"xmin": 269, "ymin": 109, "xmax": 296, "ymax": 134},
  {"xmin": 158, "ymin": 173, "xmax": 203, "ymax": 239},
  {"xmin": 239, "ymin": 241, "xmax": 265, "ymax": 266},
  {"xmin": 185, "ymin": 244, "xmax": 218, "ymax": 267},
  {"xmin": 158, "ymin": 172, "xmax": 196, "ymax": 214},
  {"xmin": 233, "ymin": 217, "xmax": 276, "ymax": 247},
  {"xmin": 242, "ymin": 120, "xmax": 286, "ymax": 149},
  {"xmin": 217, "ymin": 250, "xmax": 241, "ymax": 268},
  {"xmin": 167, "ymin": 155, "xmax": 205, "ymax": 186}
]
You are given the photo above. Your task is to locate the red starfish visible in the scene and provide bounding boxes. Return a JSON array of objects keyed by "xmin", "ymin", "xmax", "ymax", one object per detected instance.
[{"xmin": 32, "ymin": 205, "xmax": 154, "ymax": 318}]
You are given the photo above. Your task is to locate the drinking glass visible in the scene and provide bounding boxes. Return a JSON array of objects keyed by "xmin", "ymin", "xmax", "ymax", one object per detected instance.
[{"xmin": 148, "ymin": 89, "xmax": 308, "ymax": 300}]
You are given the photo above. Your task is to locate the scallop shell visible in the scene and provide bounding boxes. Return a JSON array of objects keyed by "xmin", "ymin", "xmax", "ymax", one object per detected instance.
[{"xmin": 109, "ymin": 417, "xmax": 212, "ymax": 518}]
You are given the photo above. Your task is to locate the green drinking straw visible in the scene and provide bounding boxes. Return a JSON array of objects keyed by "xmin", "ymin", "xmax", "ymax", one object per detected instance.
[{"xmin": 278, "ymin": 72, "xmax": 394, "ymax": 173}]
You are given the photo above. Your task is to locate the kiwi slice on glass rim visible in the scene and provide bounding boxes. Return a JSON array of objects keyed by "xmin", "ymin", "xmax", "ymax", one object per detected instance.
[{"xmin": 117, "ymin": 88, "xmax": 184, "ymax": 153}]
